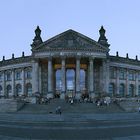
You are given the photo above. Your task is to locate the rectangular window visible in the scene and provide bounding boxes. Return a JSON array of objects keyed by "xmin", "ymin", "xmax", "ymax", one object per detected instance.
[
  {"xmin": 138, "ymin": 73, "xmax": 140, "ymax": 81},
  {"xmin": 138, "ymin": 86, "xmax": 140, "ymax": 96},
  {"xmin": 109, "ymin": 67, "xmax": 116, "ymax": 79},
  {"xmin": 119, "ymin": 69, "xmax": 126, "ymax": 79},
  {"xmin": 6, "ymin": 72, "xmax": 11, "ymax": 81},
  {"xmin": 0, "ymin": 74, "xmax": 2, "ymax": 82},
  {"xmin": 129, "ymin": 71, "xmax": 135, "ymax": 80},
  {"xmin": 15, "ymin": 71, "xmax": 21, "ymax": 80},
  {"xmin": 25, "ymin": 70, "xmax": 32, "ymax": 79}
]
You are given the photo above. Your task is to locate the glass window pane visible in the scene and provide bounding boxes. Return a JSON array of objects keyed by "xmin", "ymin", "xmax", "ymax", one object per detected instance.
[
  {"xmin": 80, "ymin": 69, "xmax": 85, "ymax": 90},
  {"xmin": 56, "ymin": 69, "xmax": 62, "ymax": 90},
  {"xmin": 66, "ymin": 69, "xmax": 75, "ymax": 90},
  {"xmin": 119, "ymin": 84, "xmax": 125, "ymax": 96}
]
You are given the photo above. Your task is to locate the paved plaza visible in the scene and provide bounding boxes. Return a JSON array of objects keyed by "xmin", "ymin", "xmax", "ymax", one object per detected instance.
[{"xmin": 0, "ymin": 104, "xmax": 140, "ymax": 140}]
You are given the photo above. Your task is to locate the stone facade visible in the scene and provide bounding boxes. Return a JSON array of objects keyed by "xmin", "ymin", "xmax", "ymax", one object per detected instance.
[{"xmin": 0, "ymin": 26, "xmax": 140, "ymax": 103}]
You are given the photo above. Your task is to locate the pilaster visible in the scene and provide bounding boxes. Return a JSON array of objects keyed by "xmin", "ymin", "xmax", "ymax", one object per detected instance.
[
  {"xmin": 116, "ymin": 67, "xmax": 120, "ymax": 95},
  {"xmin": 2, "ymin": 71, "xmax": 5, "ymax": 97},
  {"xmin": 11, "ymin": 69, "xmax": 15, "ymax": 98},
  {"xmin": 21, "ymin": 68, "xmax": 25, "ymax": 96},
  {"xmin": 126, "ymin": 69, "xmax": 129, "ymax": 96},
  {"xmin": 135, "ymin": 71, "xmax": 138, "ymax": 96}
]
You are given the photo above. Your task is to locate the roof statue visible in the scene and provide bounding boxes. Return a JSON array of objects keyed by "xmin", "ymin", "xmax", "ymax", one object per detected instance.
[
  {"xmin": 31, "ymin": 26, "xmax": 43, "ymax": 48},
  {"xmin": 98, "ymin": 26, "xmax": 110, "ymax": 48}
]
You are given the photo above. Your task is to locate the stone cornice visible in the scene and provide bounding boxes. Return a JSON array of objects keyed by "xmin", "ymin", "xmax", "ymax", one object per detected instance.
[
  {"xmin": 33, "ymin": 50, "xmax": 107, "ymax": 59},
  {"xmin": 0, "ymin": 56, "xmax": 32, "ymax": 67},
  {"xmin": 0, "ymin": 62, "xmax": 32, "ymax": 71},
  {"xmin": 109, "ymin": 55, "xmax": 140, "ymax": 66},
  {"xmin": 33, "ymin": 47, "xmax": 107, "ymax": 53}
]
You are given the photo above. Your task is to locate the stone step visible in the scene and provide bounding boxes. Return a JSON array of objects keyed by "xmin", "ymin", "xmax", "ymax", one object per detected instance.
[{"xmin": 19, "ymin": 99, "xmax": 124, "ymax": 114}]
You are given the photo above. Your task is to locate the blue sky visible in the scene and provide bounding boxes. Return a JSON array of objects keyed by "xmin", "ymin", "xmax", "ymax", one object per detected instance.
[{"xmin": 0, "ymin": 0, "xmax": 140, "ymax": 59}]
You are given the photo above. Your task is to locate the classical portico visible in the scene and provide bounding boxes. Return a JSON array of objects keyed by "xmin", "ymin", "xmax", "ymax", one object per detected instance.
[{"xmin": 30, "ymin": 26, "xmax": 110, "ymax": 100}]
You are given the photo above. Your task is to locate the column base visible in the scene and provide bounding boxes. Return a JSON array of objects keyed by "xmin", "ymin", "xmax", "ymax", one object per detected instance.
[
  {"xmin": 47, "ymin": 92, "xmax": 53, "ymax": 99},
  {"xmin": 75, "ymin": 91, "xmax": 81, "ymax": 99},
  {"xmin": 60, "ymin": 91, "xmax": 65, "ymax": 99},
  {"xmin": 89, "ymin": 91, "xmax": 95, "ymax": 99}
]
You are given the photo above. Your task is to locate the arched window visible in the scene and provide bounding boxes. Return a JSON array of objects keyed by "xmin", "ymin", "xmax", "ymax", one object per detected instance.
[
  {"xmin": 6, "ymin": 85, "xmax": 12, "ymax": 97},
  {"xmin": 56, "ymin": 69, "xmax": 62, "ymax": 90},
  {"xmin": 129, "ymin": 84, "xmax": 134, "ymax": 97},
  {"xmin": 119, "ymin": 84, "xmax": 125, "ymax": 97},
  {"xmin": 80, "ymin": 69, "xmax": 86, "ymax": 90},
  {"xmin": 26, "ymin": 83, "xmax": 32, "ymax": 96},
  {"xmin": 108, "ymin": 83, "xmax": 115, "ymax": 96},
  {"xmin": 16, "ymin": 84, "xmax": 22, "ymax": 96},
  {"xmin": 0, "ymin": 86, "xmax": 2, "ymax": 96}
]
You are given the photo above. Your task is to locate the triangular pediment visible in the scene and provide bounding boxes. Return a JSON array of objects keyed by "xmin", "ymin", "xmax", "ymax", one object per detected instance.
[{"xmin": 32, "ymin": 29, "xmax": 109, "ymax": 53}]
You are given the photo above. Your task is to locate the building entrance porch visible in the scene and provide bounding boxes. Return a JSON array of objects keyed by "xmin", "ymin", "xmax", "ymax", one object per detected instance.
[
  {"xmin": 39, "ymin": 57, "xmax": 107, "ymax": 100},
  {"xmin": 55, "ymin": 68, "xmax": 86, "ymax": 99}
]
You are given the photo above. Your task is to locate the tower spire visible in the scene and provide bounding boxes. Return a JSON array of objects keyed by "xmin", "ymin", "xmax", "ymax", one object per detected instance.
[{"xmin": 98, "ymin": 26, "xmax": 110, "ymax": 47}]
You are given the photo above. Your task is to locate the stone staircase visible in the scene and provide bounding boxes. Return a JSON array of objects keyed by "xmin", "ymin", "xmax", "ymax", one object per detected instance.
[
  {"xmin": 19, "ymin": 98, "xmax": 124, "ymax": 114},
  {"xmin": 117, "ymin": 100, "xmax": 140, "ymax": 112}
]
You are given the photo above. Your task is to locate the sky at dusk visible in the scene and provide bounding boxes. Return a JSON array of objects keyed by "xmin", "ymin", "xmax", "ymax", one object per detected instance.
[{"xmin": 0, "ymin": 0, "xmax": 140, "ymax": 59}]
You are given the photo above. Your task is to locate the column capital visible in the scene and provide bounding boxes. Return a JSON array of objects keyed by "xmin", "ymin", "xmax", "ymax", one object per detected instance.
[
  {"xmin": 89, "ymin": 57, "xmax": 95, "ymax": 61},
  {"xmin": 47, "ymin": 56, "xmax": 52, "ymax": 61},
  {"xmin": 32, "ymin": 58, "xmax": 39, "ymax": 63},
  {"xmin": 61, "ymin": 56, "xmax": 66, "ymax": 60},
  {"xmin": 76, "ymin": 56, "xmax": 81, "ymax": 60}
]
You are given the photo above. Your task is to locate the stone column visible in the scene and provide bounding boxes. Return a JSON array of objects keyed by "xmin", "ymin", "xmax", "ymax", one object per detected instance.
[
  {"xmin": 116, "ymin": 67, "xmax": 120, "ymax": 95},
  {"xmin": 11, "ymin": 69, "xmax": 15, "ymax": 98},
  {"xmin": 21, "ymin": 68, "xmax": 25, "ymax": 96},
  {"xmin": 102, "ymin": 59, "xmax": 110, "ymax": 95},
  {"xmin": 47, "ymin": 58, "xmax": 53, "ymax": 98},
  {"xmin": 32, "ymin": 60, "xmax": 39, "ymax": 95},
  {"xmin": 39, "ymin": 65, "xmax": 42, "ymax": 95},
  {"xmin": 75, "ymin": 57, "xmax": 81, "ymax": 99},
  {"xmin": 135, "ymin": 71, "xmax": 138, "ymax": 96},
  {"xmin": 89, "ymin": 57, "xmax": 95, "ymax": 98},
  {"xmin": 126, "ymin": 69, "xmax": 129, "ymax": 96},
  {"xmin": 61, "ymin": 57, "xmax": 66, "ymax": 99}
]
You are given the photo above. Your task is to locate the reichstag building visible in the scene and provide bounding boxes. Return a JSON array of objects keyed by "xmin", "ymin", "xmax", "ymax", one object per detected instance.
[{"xmin": 0, "ymin": 26, "xmax": 139, "ymax": 103}]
